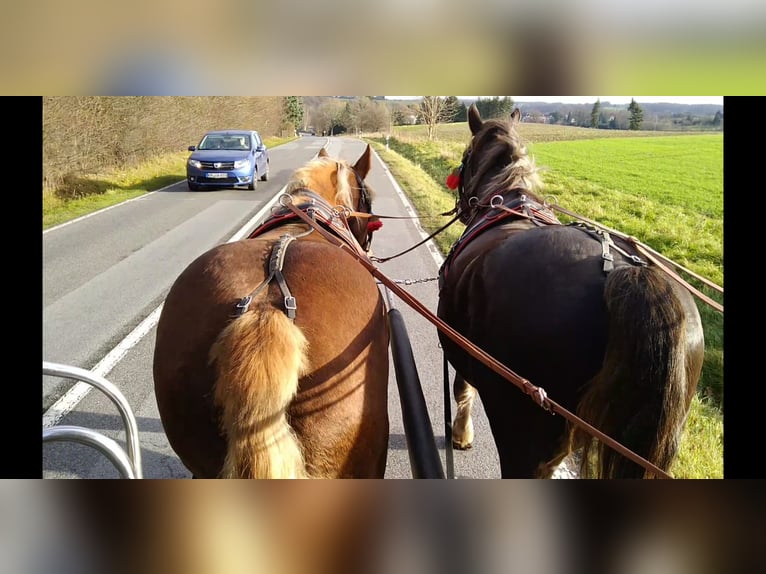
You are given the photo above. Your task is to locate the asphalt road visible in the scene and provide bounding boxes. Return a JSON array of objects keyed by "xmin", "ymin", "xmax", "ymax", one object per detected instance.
[{"xmin": 42, "ymin": 136, "xmax": 501, "ymax": 479}]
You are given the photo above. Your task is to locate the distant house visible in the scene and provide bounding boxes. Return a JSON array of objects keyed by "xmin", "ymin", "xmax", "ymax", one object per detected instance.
[{"xmin": 522, "ymin": 113, "xmax": 547, "ymax": 124}]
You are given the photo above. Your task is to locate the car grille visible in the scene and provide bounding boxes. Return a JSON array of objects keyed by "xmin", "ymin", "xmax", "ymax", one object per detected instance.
[
  {"xmin": 200, "ymin": 161, "xmax": 236, "ymax": 170},
  {"xmin": 203, "ymin": 177, "xmax": 239, "ymax": 184}
]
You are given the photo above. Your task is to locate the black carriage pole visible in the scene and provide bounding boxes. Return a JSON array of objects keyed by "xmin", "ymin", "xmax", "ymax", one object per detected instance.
[
  {"xmin": 443, "ymin": 354, "xmax": 455, "ymax": 479},
  {"xmin": 384, "ymin": 286, "xmax": 445, "ymax": 479}
]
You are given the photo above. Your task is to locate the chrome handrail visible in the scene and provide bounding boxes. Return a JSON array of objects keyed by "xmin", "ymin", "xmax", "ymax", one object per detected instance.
[
  {"xmin": 43, "ymin": 362, "xmax": 143, "ymax": 479},
  {"xmin": 43, "ymin": 426, "xmax": 137, "ymax": 478}
]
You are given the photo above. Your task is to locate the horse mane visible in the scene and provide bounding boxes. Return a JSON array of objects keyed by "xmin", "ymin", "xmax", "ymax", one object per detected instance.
[
  {"xmin": 466, "ymin": 118, "xmax": 544, "ymax": 203},
  {"xmin": 287, "ymin": 156, "xmax": 373, "ymax": 209}
]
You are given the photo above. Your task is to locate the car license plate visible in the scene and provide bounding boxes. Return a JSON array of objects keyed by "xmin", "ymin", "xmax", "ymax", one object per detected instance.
[{"xmin": 207, "ymin": 173, "xmax": 228, "ymax": 178}]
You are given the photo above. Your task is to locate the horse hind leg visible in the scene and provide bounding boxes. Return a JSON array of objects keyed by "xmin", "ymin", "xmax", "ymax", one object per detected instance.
[
  {"xmin": 452, "ymin": 373, "xmax": 477, "ymax": 450},
  {"xmin": 210, "ymin": 302, "xmax": 309, "ymax": 478}
]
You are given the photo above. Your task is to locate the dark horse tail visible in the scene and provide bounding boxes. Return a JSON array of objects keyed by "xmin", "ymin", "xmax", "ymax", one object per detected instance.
[
  {"xmin": 571, "ymin": 265, "xmax": 689, "ymax": 478},
  {"xmin": 210, "ymin": 302, "xmax": 309, "ymax": 478}
]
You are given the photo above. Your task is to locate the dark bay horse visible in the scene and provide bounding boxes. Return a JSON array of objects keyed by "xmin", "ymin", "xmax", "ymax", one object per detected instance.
[
  {"xmin": 437, "ymin": 105, "xmax": 705, "ymax": 478},
  {"xmin": 153, "ymin": 145, "xmax": 390, "ymax": 478}
]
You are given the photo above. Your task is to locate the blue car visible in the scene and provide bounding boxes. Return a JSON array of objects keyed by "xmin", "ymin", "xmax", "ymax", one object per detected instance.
[{"xmin": 186, "ymin": 130, "xmax": 269, "ymax": 191}]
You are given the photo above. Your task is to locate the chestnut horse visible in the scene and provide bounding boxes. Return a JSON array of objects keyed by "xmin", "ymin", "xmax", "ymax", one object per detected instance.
[
  {"xmin": 438, "ymin": 105, "xmax": 705, "ymax": 478},
  {"xmin": 153, "ymin": 145, "xmax": 390, "ymax": 478}
]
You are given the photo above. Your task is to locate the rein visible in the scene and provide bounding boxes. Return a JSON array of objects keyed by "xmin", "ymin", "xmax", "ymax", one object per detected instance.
[
  {"xmin": 282, "ymin": 195, "xmax": 674, "ymax": 479},
  {"xmin": 369, "ymin": 213, "xmax": 461, "ymax": 264}
]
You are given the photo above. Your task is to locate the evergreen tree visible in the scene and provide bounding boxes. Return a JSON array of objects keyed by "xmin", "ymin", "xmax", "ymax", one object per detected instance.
[
  {"xmin": 628, "ymin": 98, "xmax": 644, "ymax": 130},
  {"xmin": 453, "ymin": 100, "xmax": 468, "ymax": 123},
  {"xmin": 590, "ymin": 99, "xmax": 601, "ymax": 128},
  {"xmin": 443, "ymin": 96, "xmax": 463, "ymax": 123},
  {"xmin": 498, "ymin": 96, "xmax": 515, "ymax": 119},
  {"xmin": 283, "ymin": 96, "xmax": 304, "ymax": 131}
]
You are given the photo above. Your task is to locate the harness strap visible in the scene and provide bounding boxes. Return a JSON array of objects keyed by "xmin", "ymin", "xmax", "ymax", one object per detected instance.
[
  {"xmin": 550, "ymin": 202, "xmax": 723, "ymax": 313},
  {"xmin": 601, "ymin": 231, "xmax": 614, "ymax": 273},
  {"xmin": 567, "ymin": 222, "xmax": 648, "ymax": 273},
  {"xmin": 235, "ymin": 232, "xmax": 307, "ymax": 320}
]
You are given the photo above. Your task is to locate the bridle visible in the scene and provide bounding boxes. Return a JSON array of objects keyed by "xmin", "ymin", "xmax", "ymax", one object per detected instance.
[{"xmin": 351, "ymin": 167, "xmax": 375, "ymax": 251}]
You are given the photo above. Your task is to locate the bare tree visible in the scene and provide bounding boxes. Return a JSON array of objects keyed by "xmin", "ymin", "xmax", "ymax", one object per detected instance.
[{"xmin": 418, "ymin": 96, "xmax": 457, "ymax": 140}]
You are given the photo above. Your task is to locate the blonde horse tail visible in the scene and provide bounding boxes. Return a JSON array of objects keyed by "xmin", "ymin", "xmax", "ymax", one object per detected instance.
[{"xmin": 210, "ymin": 302, "xmax": 309, "ymax": 478}]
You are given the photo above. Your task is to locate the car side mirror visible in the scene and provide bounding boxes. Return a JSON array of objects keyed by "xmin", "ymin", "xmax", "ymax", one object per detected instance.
[
  {"xmin": 256, "ymin": 145, "xmax": 266, "ymax": 152},
  {"xmin": 188, "ymin": 146, "xmax": 196, "ymax": 151}
]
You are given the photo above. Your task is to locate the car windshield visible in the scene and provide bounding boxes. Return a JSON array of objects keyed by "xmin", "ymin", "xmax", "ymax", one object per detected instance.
[{"xmin": 198, "ymin": 135, "xmax": 251, "ymax": 151}]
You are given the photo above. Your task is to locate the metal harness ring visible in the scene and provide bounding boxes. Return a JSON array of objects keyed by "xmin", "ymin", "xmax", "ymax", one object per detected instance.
[{"xmin": 490, "ymin": 195, "xmax": 504, "ymax": 209}]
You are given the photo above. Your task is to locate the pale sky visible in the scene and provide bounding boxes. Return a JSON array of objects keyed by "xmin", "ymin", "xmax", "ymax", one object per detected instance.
[{"xmin": 387, "ymin": 96, "xmax": 723, "ymax": 105}]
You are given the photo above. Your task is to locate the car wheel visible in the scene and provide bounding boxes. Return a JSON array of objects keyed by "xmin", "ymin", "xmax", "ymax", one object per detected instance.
[
  {"xmin": 260, "ymin": 161, "xmax": 269, "ymax": 181},
  {"xmin": 247, "ymin": 172, "xmax": 257, "ymax": 190},
  {"xmin": 188, "ymin": 180, "xmax": 200, "ymax": 191}
]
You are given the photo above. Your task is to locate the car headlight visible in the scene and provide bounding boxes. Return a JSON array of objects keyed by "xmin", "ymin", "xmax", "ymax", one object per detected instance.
[
  {"xmin": 233, "ymin": 159, "xmax": 251, "ymax": 170},
  {"xmin": 188, "ymin": 159, "xmax": 202, "ymax": 169}
]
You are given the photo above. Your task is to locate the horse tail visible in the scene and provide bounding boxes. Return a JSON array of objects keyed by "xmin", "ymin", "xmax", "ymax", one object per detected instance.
[
  {"xmin": 572, "ymin": 265, "xmax": 689, "ymax": 478},
  {"xmin": 210, "ymin": 302, "xmax": 309, "ymax": 478}
]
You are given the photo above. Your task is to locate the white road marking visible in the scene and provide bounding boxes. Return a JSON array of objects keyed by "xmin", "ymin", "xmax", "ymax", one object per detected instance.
[
  {"xmin": 43, "ymin": 181, "xmax": 182, "ymax": 235},
  {"xmin": 371, "ymin": 147, "xmax": 445, "ymax": 267}
]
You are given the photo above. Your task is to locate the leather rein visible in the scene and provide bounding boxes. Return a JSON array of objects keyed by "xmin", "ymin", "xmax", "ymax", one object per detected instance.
[{"xmin": 281, "ymin": 195, "xmax": 676, "ymax": 479}]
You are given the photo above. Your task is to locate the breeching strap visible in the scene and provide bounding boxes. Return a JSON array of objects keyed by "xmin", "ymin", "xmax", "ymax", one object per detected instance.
[
  {"xmin": 549, "ymin": 202, "xmax": 723, "ymax": 314},
  {"xmin": 284, "ymin": 198, "xmax": 673, "ymax": 479}
]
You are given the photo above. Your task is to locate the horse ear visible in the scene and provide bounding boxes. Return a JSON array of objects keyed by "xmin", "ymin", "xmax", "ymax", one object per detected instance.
[
  {"xmin": 510, "ymin": 108, "xmax": 521, "ymax": 125},
  {"xmin": 468, "ymin": 104, "xmax": 483, "ymax": 135},
  {"xmin": 318, "ymin": 147, "xmax": 329, "ymax": 157},
  {"xmin": 353, "ymin": 144, "xmax": 372, "ymax": 180}
]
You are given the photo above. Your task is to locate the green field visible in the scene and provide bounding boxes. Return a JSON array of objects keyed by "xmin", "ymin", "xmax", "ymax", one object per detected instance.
[{"xmin": 366, "ymin": 121, "xmax": 723, "ymax": 479}]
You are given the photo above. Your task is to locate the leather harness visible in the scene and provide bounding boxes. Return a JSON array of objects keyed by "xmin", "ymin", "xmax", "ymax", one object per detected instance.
[
  {"xmin": 439, "ymin": 191, "xmax": 648, "ymax": 289},
  {"xmin": 235, "ymin": 189, "xmax": 370, "ymax": 321}
]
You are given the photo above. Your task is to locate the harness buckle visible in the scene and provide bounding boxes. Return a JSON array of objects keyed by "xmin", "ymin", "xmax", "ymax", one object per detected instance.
[
  {"xmin": 626, "ymin": 254, "xmax": 648, "ymax": 266},
  {"xmin": 284, "ymin": 296, "xmax": 297, "ymax": 319},
  {"xmin": 235, "ymin": 295, "xmax": 253, "ymax": 315}
]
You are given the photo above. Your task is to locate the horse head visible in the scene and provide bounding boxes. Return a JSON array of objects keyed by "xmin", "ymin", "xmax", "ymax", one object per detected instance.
[
  {"xmin": 287, "ymin": 145, "xmax": 378, "ymax": 251},
  {"xmin": 454, "ymin": 104, "xmax": 543, "ymax": 225}
]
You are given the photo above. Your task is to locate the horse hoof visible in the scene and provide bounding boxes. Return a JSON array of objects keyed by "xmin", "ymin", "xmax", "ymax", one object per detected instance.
[{"xmin": 452, "ymin": 441, "xmax": 473, "ymax": 451}]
